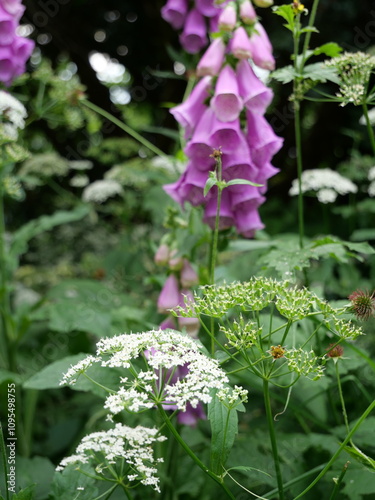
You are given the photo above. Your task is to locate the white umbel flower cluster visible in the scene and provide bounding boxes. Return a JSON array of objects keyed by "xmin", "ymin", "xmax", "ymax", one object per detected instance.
[
  {"xmin": 82, "ymin": 179, "xmax": 123, "ymax": 203},
  {"xmin": 289, "ymin": 168, "xmax": 357, "ymax": 203},
  {"xmin": 0, "ymin": 90, "xmax": 27, "ymax": 139},
  {"xmin": 56, "ymin": 423, "xmax": 167, "ymax": 492},
  {"xmin": 60, "ymin": 329, "xmax": 229, "ymax": 414}
]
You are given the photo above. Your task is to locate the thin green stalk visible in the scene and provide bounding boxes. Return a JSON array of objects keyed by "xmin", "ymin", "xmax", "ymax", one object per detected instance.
[
  {"xmin": 335, "ymin": 362, "xmax": 350, "ymax": 437},
  {"xmin": 263, "ymin": 379, "xmax": 284, "ymax": 500},
  {"xmin": 328, "ymin": 461, "xmax": 350, "ymax": 500},
  {"xmin": 157, "ymin": 405, "xmax": 236, "ymax": 500},
  {"xmin": 301, "ymin": 0, "xmax": 321, "ymax": 60},
  {"xmin": 22, "ymin": 389, "xmax": 39, "ymax": 458},
  {"xmin": 294, "ymin": 399, "xmax": 375, "ymax": 499},
  {"xmin": 0, "ymin": 421, "xmax": 10, "ymax": 500},
  {"xmin": 81, "ymin": 100, "xmax": 167, "ymax": 158},
  {"xmin": 264, "ymin": 463, "xmax": 326, "ymax": 498},
  {"xmin": 294, "ymin": 104, "xmax": 304, "ymax": 250},
  {"xmin": 362, "ymin": 102, "xmax": 375, "ymax": 157}
]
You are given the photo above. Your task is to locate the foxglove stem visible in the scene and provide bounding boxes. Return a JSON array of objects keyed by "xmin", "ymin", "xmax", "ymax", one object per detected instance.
[
  {"xmin": 263, "ymin": 379, "xmax": 285, "ymax": 500},
  {"xmin": 81, "ymin": 100, "xmax": 167, "ymax": 159},
  {"xmin": 294, "ymin": 399, "xmax": 375, "ymax": 499},
  {"xmin": 301, "ymin": 0, "xmax": 321, "ymax": 63},
  {"xmin": 362, "ymin": 102, "xmax": 375, "ymax": 157},
  {"xmin": 157, "ymin": 405, "xmax": 236, "ymax": 500}
]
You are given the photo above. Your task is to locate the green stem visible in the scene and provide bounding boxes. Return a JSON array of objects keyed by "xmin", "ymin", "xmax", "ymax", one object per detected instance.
[
  {"xmin": 362, "ymin": 102, "xmax": 375, "ymax": 157},
  {"xmin": 328, "ymin": 461, "xmax": 350, "ymax": 500},
  {"xmin": 0, "ymin": 421, "xmax": 10, "ymax": 500},
  {"xmin": 301, "ymin": 0, "xmax": 321, "ymax": 60},
  {"xmin": 22, "ymin": 389, "xmax": 39, "ymax": 458},
  {"xmin": 81, "ymin": 100, "xmax": 167, "ymax": 158},
  {"xmin": 335, "ymin": 361, "xmax": 350, "ymax": 437},
  {"xmin": 294, "ymin": 104, "xmax": 304, "ymax": 250},
  {"xmin": 157, "ymin": 405, "xmax": 236, "ymax": 500},
  {"xmin": 263, "ymin": 379, "xmax": 284, "ymax": 500},
  {"xmin": 294, "ymin": 399, "xmax": 375, "ymax": 499}
]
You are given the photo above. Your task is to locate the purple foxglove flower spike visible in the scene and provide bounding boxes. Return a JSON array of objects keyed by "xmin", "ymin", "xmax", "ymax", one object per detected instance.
[
  {"xmin": 195, "ymin": 0, "xmax": 221, "ymax": 17},
  {"xmin": 210, "ymin": 64, "xmax": 244, "ymax": 122},
  {"xmin": 197, "ymin": 37, "xmax": 226, "ymax": 77},
  {"xmin": 157, "ymin": 274, "xmax": 180, "ymax": 313},
  {"xmin": 161, "ymin": 0, "xmax": 189, "ymax": 29},
  {"xmin": 240, "ymin": 0, "xmax": 257, "ymax": 25},
  {"xmin": 203, "ymin": 189, "xmax": 234, "ymax": 230},
  {"xmin": 180, "ymin": 260, "xmax": 199, "ymax": 288},
  {"xmin": 246, "ymin": 110, "xmax": 283, "ymax": 166},
  {"xmin": 218, "ymin": 3, "xmax": 237, "ymax": 32},
  {"xmin": 179, "ymin": 8, "xmax": 208, "ymax": 54},
  {"xmin": 248, "ymin": 22, "xmax": 275, "ymax": 70},
  {"xmin": 170, "ymin": 76, "xmax": 212, "ymax": 139},
  {"xmin": 230, "ymin": 26, "xmax": 253, "ymax": 60},
  {"xmin": 178, "ymin": 401, "xmax": 206, "ymax": 426},
  {"xmin": 236, "ymin": 59, "xmax": 273, "ymax": 114}
]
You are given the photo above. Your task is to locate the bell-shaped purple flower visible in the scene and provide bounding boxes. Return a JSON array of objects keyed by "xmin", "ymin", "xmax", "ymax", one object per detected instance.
[
  {"xmin": 0, "ymin": 6, "xmax": 16, "ymax": 45},
  {"xmin": 233, "ymin": 203, "xmax": 265, "ymax": 237},
  {"xmin": 179, "ymin": 8, "xmax": 208, "ymax": 54},
  {"xmin": 2, "ymin": 0, "xmax": 25, "ymax": 19},
  {"xmin": 229, "ymin": 183, "xmax": 264, "ymax": 211},
  {"xmin": 209, "ymin": 115, "xmax": 248, "ymax": 155},
  {"xmin": 164, "ymin": 163, "xmax": 211, "ymax": 206},
  {"xmin": 218, "ymin": 3, "xmax": 237, "ymax": 32},
  {"xmin": 195, "ymin": 0, "xmax": 221, "ymax": 17},
  {"xmin": 210, "ymin": 64, "xmax": 243, "ymax": 122},
  {"xmin": 197, "ymin": 37, "xmax": 226, "ymax": 77},
  {"xmin": 178, "ymin": 401, "xmax": 206, "ymax": 426},
  {"xmin": 246, "ymin": 110, "xmax": 283, "ymax": 167},
  {"xmin": 154, "ymin": 243, "xmax": 170, "ymax": 266},
  {"xmin": 177, "ymin": 291, "xmax": 200, "ymax": 337},
  {"xmin": 160, "ymin": 316, "xmax": 177, "ymax": 330},
  {"xmin": 0, "ymin": 47, "xmax": 12, "ymax": 84},
  {"xmin": 240, "ymin": 0, "xmax": 257, "ymax": 25},
  {"xmin": 170, "ymin": 76, "xmax": 211, "ymax": 139},
  {"xmin": 248, "ymin": 22, "xmax": 275, "ymax": 70},
  {"xmin": 203, "ymin": 189, "xmax": 234, "ymax": 230},
  {"xmin": 230, "ymin": 26, "xmax": 253, "ymax": 60},
  {"xmin": 161, "ymin": 0, "xmax": 188, "ymax": 29},
  {"xmin": 157, "ymin": 274, "xmax": 180, "ymax": 314},
  {"xmin": 236, "ymin": 59, "xmax": 273, "ymax": 114},
  {"xmin": 185, "ymin": 108, "xmax": 217, "ymax": 170}
]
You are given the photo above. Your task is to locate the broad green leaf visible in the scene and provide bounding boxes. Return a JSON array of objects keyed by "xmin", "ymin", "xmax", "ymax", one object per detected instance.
[
  {"xmin": 271, "ymin": 65, "xmax": 298, "ymax": 84},
  {"xmin": 10, "ymin": 205, "xmax": 90, "ymax": 262},
  {"xmin": 204, "ymin": 176, "xmax": 217, "ymax": 196},
  {"xmin": 300, "ymin": 26, "xmax": 320, "ymax": 34},
  {"xmin": 343, "ymin": 445, "xmax": 375, "ymax": 470},
  {"xmin": 341, "ymin": 468, "xmax": 375, "ymax": 499},
  {"xmin": 12, "ymin": 457, "xmax": 54, "ymax": 500},
  {"xmin": 0, "ymin": 369, "xmax": 22, "ymax": 385},
  {"xmin": 225, "ymin": 179, "xmax": 263, "ymax": 187},
  {"xmin": 208, "ymin": 391, "xmax": 240, "ymax": 475},
  {"xmin": 303, "ymin": 62, "xmax": 341, "ymax": 83},
  {"xmin": 23, "ymin": 354, "xmax": 87, "ymax": 390},
  {"xmin": 314, "ymin": 42, "xmax": 343, "ymax": 58},
  {"xmin": 50, "ymin": 464, "xmax": 98, "ymax": 499}
]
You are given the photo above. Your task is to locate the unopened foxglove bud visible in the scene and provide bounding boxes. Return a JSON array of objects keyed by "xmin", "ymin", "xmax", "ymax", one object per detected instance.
[
  {"xmin": 240, "ymin": 0, "xmax": 257, "ymax": 24},
  {"xmin": 157, "ymin": 274, "xmax": 180, "ymax": 313},
  {"xmin": 180, "ymin": 259, "xmax": 199, "ymax": 288},
  {"xmin": 230, "ymin": 26, "xmax": 252, "ymax": 59},
  {"xmin": 197, "ymin": 37, "xmax": 226, "ymax": 77},
  {"xmin": 218, "ymin": 3, "xmax": 237, "ymax": 32},
  {"xmin": 169, "ymin": 249, "xmax": 184, "ymax": 271},
  {"xmin": 154, "ymin": 244, "xmax": 170, "ymax": 266}
]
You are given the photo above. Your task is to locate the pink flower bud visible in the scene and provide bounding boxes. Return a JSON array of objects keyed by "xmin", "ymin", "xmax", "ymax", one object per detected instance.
[
  {"xmin": 157, "ymin": 274, "xmax": 180, "ymax": 313},
  {"xmin": 197, "ymin": 37, "xmax": 226, "ymax": 77},
  {"xmin": 179, "ymin": 8, "xmax": 208, "ymax": 54},
  {"xmin": 154, "ymin": 244, "xmax": 170, "ymax": 266},
  {"xmin": 253, "ymin": 0, "xmax": 273, "ymax": 7},
  {"xmin": 248, "ymin": 23, "xmax": 275, "ymax": 70},
  {"xmin": 218, "ymin": 3, "xmax": 237, "ymax": 32},
  {"xmin": 230, "ymin": 26, "xmax": 252, "ymax": 59},
  {"xmin": 180, "ymin": 260, "xmax": 199, "ymax": 288},
  {"xmin": 240, "ymin": 0, "xmax": 257, "ymax": 25},
  {"xmin": 169, "ymin": 249, "xmax": 184, "ymax": 271}
]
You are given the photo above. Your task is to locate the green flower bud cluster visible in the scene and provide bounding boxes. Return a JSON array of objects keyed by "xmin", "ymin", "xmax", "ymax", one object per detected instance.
[
  {"xmin": 220, "ymin": 315, "xmax": 261, "ymax": 350},
  {"xmin": 332, "ymin": 318, "xmax": 363, "ymax": 340},
  {"xmin": 275, "ymin": 286, "xmax": 315, "ymax": 320},
  {"xmin": 284, "ymin": 348, "xmax": 325, "ymax": 380}
]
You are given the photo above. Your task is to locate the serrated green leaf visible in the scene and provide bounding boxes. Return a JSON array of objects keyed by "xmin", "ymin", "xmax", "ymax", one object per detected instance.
[
  {"xmin": 208, "ymin": 391, "xmax": 240, "ymax": 475},
  {"xmin": 303, "ymin": 63, "xmax": 341, "ymax": 83},
  {"xmin": 271, "ymin": 65, "xmax": 297, "ymax": 84},
  {"xmin": 272, "ymin": 5, "xmax": 295, "ymax": 32},
  {"xmin": 204, "ymin": 176, "xmax": 218, "ymax": 197},
  {"xmin": 225, "ymin": 179, "xmax": 263, "ymax": 187},
  {"xmin": 50, "ymin": 464, "xmax": 99, "ymax": 499},
  {"xmin": 11, "ymin": 485, "xmax": 35, "ymax": 500},
  {"xmin": 314, "ymin": 42, "xmax": 343, "ymax": 58}
]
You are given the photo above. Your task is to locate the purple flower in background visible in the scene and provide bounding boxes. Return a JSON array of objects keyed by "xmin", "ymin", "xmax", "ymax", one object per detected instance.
[
  {"xmin": 197, "ymin": 37, "xmax": 226, "ymax": 77},
  {"xmin": 178, "ymin": 401, "xmax": 206, "ymax": 426},
  {"xmin": 161, "ymin": 0, "xmax": 188, "ymax": 29},
  {"xmin": 248, "ymin": 22, "xmax": 275, "ymax": 70},
  {"xmin": 240, "ymin": 0, "xmax": 257, "ymax": 25},
  {"xmin": 157, "ymin": 274, "xmax": 180, "ymax": 314},
  {"xmin": 211, "ymin": 64, "xmax": 243, "ymax": 122},
  {"xmin": 218, "ymin": 3, "xmax": 237, "ymax": 32},
  {"xmin": 230, "ymin": 26, "xmax": 253, "ymax": 60},
  {"xmin": 179, "ymin": 8, "xmax": 208, "ymax": 54},
  {"xmin": 0, "ymin": 0, "xmax": 34, "ymax": 86}
]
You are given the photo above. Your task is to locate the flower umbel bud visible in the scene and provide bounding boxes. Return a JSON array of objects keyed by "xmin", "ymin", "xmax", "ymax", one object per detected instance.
[
  {"xmin": 269, "ymin": 345, "xmax": 285, "ymax": 360},
  {"xmin": 348, "ymin": 289, "xmax": 375, "ymax": 321},
  {"xmin": 326, "ymin": 343, "xmax": 344, "ymax": 360}
]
